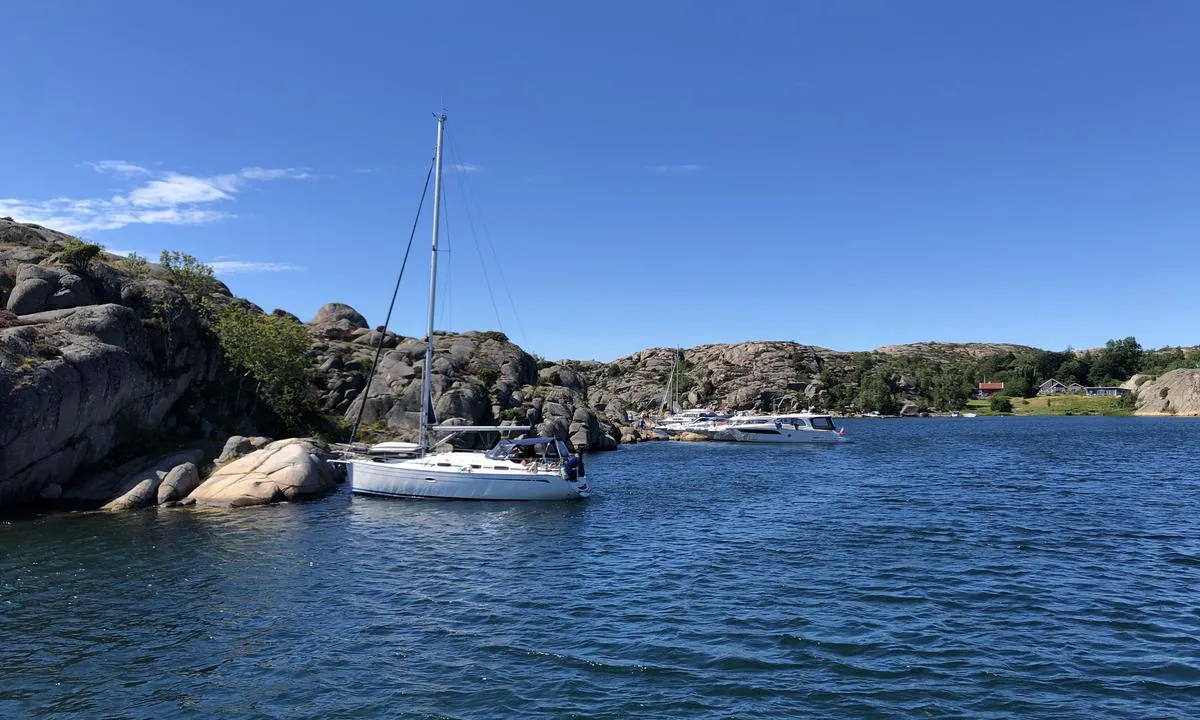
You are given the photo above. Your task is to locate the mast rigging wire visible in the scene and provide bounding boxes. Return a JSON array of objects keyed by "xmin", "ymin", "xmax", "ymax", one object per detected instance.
[
  {"xmin": 446, "ymin": 131, "xmax": 527, "ymax": 342},
  {"xmin": 349, "ymin": 158, "xmax": 436, "ymax": 443}
]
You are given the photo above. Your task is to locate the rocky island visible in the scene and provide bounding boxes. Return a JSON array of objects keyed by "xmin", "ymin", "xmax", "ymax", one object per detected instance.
[{"xmin": 2, "ymin": 218, "xmax": 1197, "ymax": 513}]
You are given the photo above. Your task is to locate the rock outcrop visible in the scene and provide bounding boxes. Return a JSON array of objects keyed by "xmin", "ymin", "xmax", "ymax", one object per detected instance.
[
  {"xmin": 582, "ymin": 342, "xmax": 853, "ymax": 416},
  {"xmin": 0, "ymin": 219, "xmax": 229, "ymax": 507},
  {"xmin": 57, "ymin": 448, "xmax": 207, "ymax": 510},
  {"xmin": 215, "ymin": 435, "xmax": 272, "ymax": 464},
  {"xmin": 186, "ymin": 438, "xmax": 340, "ymax": 507},
  {"xmin": 329, "ymin": 331, "xmax": 622, "ymax": 451},
  {"xmin": 874, "ymin": 342, "xmax": 1039, "ymax": 362},
  {"xmin": 308, "ymin": 302, "xmax": 369, "ymax": 341},
  {"xmin": 1134, "ymin": 369, "xmax": 1200, "ymax": 416}
]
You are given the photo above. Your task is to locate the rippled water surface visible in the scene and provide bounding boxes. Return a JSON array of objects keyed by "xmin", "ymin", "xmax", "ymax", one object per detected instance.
[{"xmin": 4, "ymin": 417, "xmax": 1200, "ymax": 718}]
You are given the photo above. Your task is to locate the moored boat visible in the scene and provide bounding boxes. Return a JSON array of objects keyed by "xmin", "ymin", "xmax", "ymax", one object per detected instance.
[
  {"xmin": 344, "ymin": 113, "xmax": 590, "ymax": 501},
  {"xmin": 653, "ymin": 408, "xmax": 730, "ymax": 437},
  {"xmin": 714, "ymin": 414, "xmax": 847, "ymax": 443}
]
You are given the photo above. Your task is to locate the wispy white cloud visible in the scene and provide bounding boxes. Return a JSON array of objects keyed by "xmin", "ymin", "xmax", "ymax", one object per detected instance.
[
  {"xmin": 452, "ymin": 163, "xmax": 480, "ymax": 173},
  {"xmin": 353, "ymin": 167, "xmax": 387, "ymax": 174},
  {"xmin": 652, "ymin": 164, "xmax": 706, "ymax": 173},
  {"xmin": 240, "ymin": 166, "xmax": 312, "ymax": 181},
  {"xmin": 1, "ymin": 164, "xmax": 311, "ymax": 233},
  {"xmin": 125, "ymin": 173, "xmax": 239, "ymax": 207},
  {"xmin": 88, "ymin": 160, "xmax": 152, "ymax": 177},
  {"xmin": 208, "ymin": 259, "xmax": 302, "ymax": 275}
]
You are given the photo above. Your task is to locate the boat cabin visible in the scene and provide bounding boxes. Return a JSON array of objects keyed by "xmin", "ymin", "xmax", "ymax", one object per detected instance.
[
  {"xmin": 486, "ymin": 437, "xmax": 571, "ymax": 464},
  {"xmin": 727, "ymin": 415, "xmax": 838, "ymax": 432}
]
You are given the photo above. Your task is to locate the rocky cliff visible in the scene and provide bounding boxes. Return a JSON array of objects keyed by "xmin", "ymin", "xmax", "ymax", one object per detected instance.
[
  {"xmin": 306, "ymin": 313, "xmax": 622, "ymax": 451},
  {"xmin": 579, "ymin": 340, "xmax": 1038, "ymax": 416},
  {"xmin": 0, "ymin": 219, "xmax": 235, "ymax": 507},
  {"xmin": 579, "ymin": 342, "xmax": 857, "ymax": 415},
  {"xmin": 1133, "ymin": 369, "xmax": 1200, "ymax": 416},
  {"xmin": 874, "ymin": 342, "xmax": 1038, "ymax": 362}
]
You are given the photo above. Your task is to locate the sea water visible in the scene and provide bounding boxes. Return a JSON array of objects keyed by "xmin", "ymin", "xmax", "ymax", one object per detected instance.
[{"xmin": 3, "ymin": 417, "xmax": 1199, "ymax": 718}]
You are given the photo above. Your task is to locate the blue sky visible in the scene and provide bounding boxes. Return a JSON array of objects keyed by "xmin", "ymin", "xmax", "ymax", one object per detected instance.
[{"xmin": 3, "ymin": 1, "xmax": 1199, "ymax": 361}]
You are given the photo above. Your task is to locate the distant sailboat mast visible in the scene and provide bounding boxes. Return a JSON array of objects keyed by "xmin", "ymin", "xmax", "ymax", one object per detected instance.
[
  {"xmin": 419, "ymin": 113, "xmax": 447, "ymax": 455},
  {"xmin": 661, "ymin": 348, "xmax": 681, "ymax": 415}
]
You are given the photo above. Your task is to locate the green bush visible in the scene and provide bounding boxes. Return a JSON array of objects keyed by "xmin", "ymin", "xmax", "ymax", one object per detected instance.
[
  {"xmin": 990, "ymin": 395, "xmax": 1014, "ymax": 413},
  {"xmin": 214, "ymin": 303, "xmax": 317, "ymax": 433},
  {"xmin": 116, "ymin": 252, "xmax": 151, "ymax": 277},
  {"xmin": 59, "ymin": 237, "xmax": 102, "ymax": 273},
  {"xmin": 1160, "ymin": 387, "xmax": 1169, "ymax": 399},
  {"xmin": 605, "ymin": 364, "xmax": 624, "ymax": 377},
  {"xmin": 477, "ymin": 331, "xmax": 509, "ymax": 343},
  {"xmin": 160, "ymin": 250, "xmax": 220, "ymax": 316},
  {"xmin": 498, "ymin": 407, "xmax": 527, "ymax": 422},
  {"xmin": 476, "ymin": 366, "xmax": 500, "ymax": 388}
]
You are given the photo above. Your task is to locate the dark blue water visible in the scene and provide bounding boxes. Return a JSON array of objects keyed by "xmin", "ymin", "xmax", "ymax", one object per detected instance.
[{"xmin": 3, "ymin": 417, "xmax": 1200, "ymax": 718}]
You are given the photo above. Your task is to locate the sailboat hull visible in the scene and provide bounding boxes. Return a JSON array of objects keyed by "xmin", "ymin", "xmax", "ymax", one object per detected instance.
[{"xmin": 348, "ymin": 455, "xmax": 589, "ymax": 501}]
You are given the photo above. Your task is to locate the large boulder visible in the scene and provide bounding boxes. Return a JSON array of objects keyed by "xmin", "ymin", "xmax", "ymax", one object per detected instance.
[
  {"xmin": 310, "ymin": 302, "xmax": 368, "ymax": 328},
  {"xmin": 538, "ymin": 364, "xmax": 587, "ymax": 393},
  {"xmin": 7, "ymin": 276, "xmax": 55, "ymax": 315},
  {"xmin": 186, "ymin": 439, "xmax": 340, "ymax": 507},
  {"xmin": 308, "ymin": 303, "xmax": 368, "ymax": 340},
  {"xmin": 73, "ymin": 449, "xmax": 207, "ymax": 511},
  {"xmin": 6, "ymin": 265, "xmax": 95, "ymax": 315},
  {"xmin": 435, "ymin": 384, "xmax": 490, "ymax": 423},
  {"xmin": 568, "ymin": 406, "xmax": 606, "ymax": 450},
  {"xmin": 157, "ymin": 462, "xmax": 201, "ymax": 504},
  {"xmin": 215, "ymin": 435, "xmax": 272, "ymax": 464}
]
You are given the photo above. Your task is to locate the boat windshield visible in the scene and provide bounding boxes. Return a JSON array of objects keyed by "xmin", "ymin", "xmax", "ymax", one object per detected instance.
[
  {"xmin": 809, "ymin": 416, "xmax": 835, "ymax": 430},
  {"xmin": 485, "ymin": 438, "xmax": 568, "ymax": 461}
]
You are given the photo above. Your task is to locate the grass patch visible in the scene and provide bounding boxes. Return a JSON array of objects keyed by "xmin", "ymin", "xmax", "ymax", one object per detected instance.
[{"xmin": 967, "ymin": 395, "xmax": 1133, "ymax": 417}]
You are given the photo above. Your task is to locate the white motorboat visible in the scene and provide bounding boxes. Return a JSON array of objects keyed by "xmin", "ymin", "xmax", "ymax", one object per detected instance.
[
  {"xmin": 715, "ymin": 414, "xmax": 847, "ymax": 443},
  {"xmin": 653, "ymin": 408, "xmax": 729, "ymax": 436},
  {"xmin": 345, "ymin": 114, "xmax": 590, "ymax": 501}
]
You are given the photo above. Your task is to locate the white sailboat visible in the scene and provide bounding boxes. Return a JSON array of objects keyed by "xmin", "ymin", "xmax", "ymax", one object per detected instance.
[
  {"xmin": 346, "ymin": 114, "xmax": 591, "ymax": 501},
  {"xmin": 651, "ymin": 349, "xmax": 727, "ymax": 436}
]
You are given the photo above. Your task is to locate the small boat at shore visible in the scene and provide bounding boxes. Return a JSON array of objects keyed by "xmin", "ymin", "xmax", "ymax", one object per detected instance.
[
  {"xmin": 711, "ymin": 414, "xmax": 847, "ymax": 443},
  {"xmin": 344, "ymin": 114, "xmax": 590, "ymax": 501}
]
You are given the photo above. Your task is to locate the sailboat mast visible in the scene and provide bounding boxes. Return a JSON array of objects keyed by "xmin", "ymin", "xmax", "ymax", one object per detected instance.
[{"xmin": 419, "ymin": 113, "xmax": 447, "ymax": 454}]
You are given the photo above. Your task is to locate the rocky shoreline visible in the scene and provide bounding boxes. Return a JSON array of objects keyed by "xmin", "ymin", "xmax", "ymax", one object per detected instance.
[{"xmin": 3, "ymin": 217, "xmax": 1198, "ymax": 513}]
